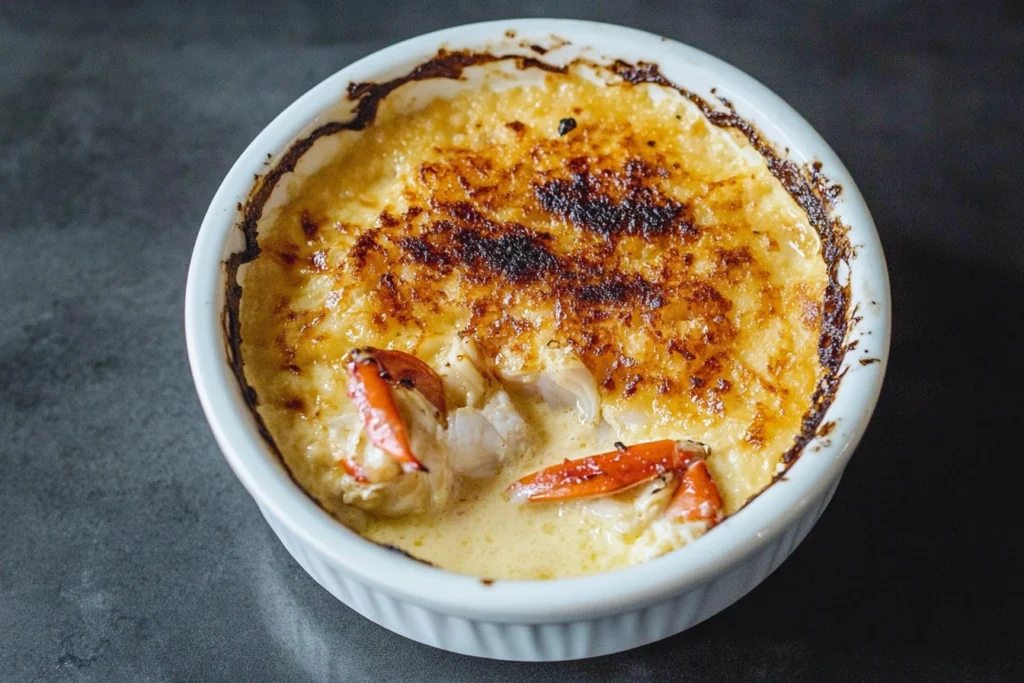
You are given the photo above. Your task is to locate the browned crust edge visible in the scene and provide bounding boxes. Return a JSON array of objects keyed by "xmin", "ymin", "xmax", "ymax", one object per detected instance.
[
  {"xmin": 606, "ymin": 60, "xmax": 852, "ymax": 468},
  {"xmin": 221, "ymin": 48, "xmax": 853, "ymax": 560}
]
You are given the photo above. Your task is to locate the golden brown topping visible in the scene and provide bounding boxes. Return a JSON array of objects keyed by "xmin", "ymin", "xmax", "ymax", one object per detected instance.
[{"xmin": 234, "ymin": 57, "xmax": 849, "ymax": 524}]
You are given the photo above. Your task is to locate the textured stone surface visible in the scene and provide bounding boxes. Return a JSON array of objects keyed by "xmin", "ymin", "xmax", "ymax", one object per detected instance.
[{"xmin": 1, "ymin": 1, "xmax": 1020, "ymax": 680}]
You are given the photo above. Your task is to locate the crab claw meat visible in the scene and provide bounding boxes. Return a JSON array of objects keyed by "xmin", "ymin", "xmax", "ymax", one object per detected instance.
[
  {"xmin": 367, "ymin": 347, "xmax": 447, "ymax": 416},
  {"xmin": 506, "ymin": 439, "xmax": 707, "ymax": 503},
  {"xmin": 345, "ymin": 349, "xmax": 429, "ymax": 474},
  {"xmin": 665, "ymin": 459, "xmax": 723, "ymax": 525}
]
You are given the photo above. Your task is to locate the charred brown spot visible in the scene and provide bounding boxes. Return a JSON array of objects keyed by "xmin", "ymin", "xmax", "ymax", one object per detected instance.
[
  {"xmin": 506, "ymin": 120, "xmax": 526, "ymax": 133},
  {"xmin": 436, "ymin": 200, "xmax": 487, "ymax": 225},
  {"xmin": 623, "ymin": 373, "xmax": 643, "ymax": 397},
  {"xmin": 349, "ymin": 229, "xmax": 384, "ymax": 268},
  {"xmin": 300, "ymin": 211, "xmax": 319, "ymax": 239},
  {"xmin": 378, "ymin": 272, "xmax": 400, "ymax": 297},
  {"xmin": 535, "ymin": 168, "xmax": 696, "ymax": 241},
  {"xmin": 669, "ymin": 338, "xmax": 697, "ymax": 360},
  {"xmin": 456, "ymin": 230, "xmax": 559, "ymax": 283},
  {"xmin": 685, "ymin": 282, "xmax": 731, "ymax": 317},
  {"xmin": 686, "ymin": 355, "xmax": 732, "ymax": 416},
  {"xmin": 398, "ymin": 204, "xmax": 561, "ymax": 285},
  {"xmin": 716, "ymin": 247, "xmax": 753, "ymax": 271},
  {"xmin": 611, "ymin": 60, "xmax": 673, "ymax": 87},
  {"xmin": 745, "ymin": 430, "xmax": 765, "ymax": 448},
  {"xmin": 398, "ymin": 234, "xmax": 449, "ymax": 269},
  {"xmin": 272, "ymin": 247, "xmax": 298, "ymax": 267},
  {"xmin": 574, "ymin": 273, "xmax": 663, "ymax": 309},
  {"xmin": 283, "ymin": 397, "xmax": 305, "ymax": 411}
]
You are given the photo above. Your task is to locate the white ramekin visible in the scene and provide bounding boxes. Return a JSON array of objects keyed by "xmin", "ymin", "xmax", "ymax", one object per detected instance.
[{"xmin": 185, "ymin": 19, "xmax": 890, "ymax": 661}]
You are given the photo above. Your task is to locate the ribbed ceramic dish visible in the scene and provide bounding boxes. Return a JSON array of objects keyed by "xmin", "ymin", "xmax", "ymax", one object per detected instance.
[{"xmin": 185, "ymin": 19, "xmax": 890, "ymax": 661}]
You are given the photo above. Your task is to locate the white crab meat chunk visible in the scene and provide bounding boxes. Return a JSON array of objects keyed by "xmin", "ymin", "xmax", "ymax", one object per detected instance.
[
  {"xmin": 583, "ymin": 475, "xmax": 711, "ymax": 562},
  {"xmin": 447, "ymin": 390, "xmax": 531, "ymax": 478},
  {"xmin": 499, "ymin": 345, "xmax": 601, "ymax": 425},
  {"xmin": 435, "ymin": 337, "xmax": 531, "ymax": 478},
  {"xmin": 599, "ymin": 405, "xmax": 652, "ymax": 442},
  {"xmin": 583, "ymin": 476, "xmax": 674, "ymax": 537},
  {"xmin": 628, "ymin": 518, "xmax": 710, "ymax": 564},
  {"xmin": 433, "ymin": 335, "xmax": 493, "ymax": 409}
]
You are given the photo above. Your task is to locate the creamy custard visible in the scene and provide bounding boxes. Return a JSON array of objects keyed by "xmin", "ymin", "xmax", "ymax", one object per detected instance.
[{"xmin": 237, "ymin": 60, "xmax": 830, "ymax": 579}]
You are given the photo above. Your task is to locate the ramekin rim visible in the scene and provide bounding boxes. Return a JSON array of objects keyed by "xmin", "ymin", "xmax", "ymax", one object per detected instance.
[{"xmin": 185, "ymin": 18, "xmax": 890, "ymax": 622}]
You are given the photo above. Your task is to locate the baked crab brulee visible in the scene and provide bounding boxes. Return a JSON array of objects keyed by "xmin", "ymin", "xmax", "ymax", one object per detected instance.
[{"xmin": 230, "ymin": 53, "xmax": 848, "ymax": 580}]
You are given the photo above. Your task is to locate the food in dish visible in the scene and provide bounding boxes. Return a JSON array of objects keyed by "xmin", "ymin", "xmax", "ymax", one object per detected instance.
[{"xmin": 230, "ymin": 52, "xmax": 845, "ymax": 579}]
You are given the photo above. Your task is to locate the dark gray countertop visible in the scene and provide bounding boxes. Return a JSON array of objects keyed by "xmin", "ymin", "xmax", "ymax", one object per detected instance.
[{"xmin": 2, "ymin": 1, "xmax": 1021, "ymax": 680}]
